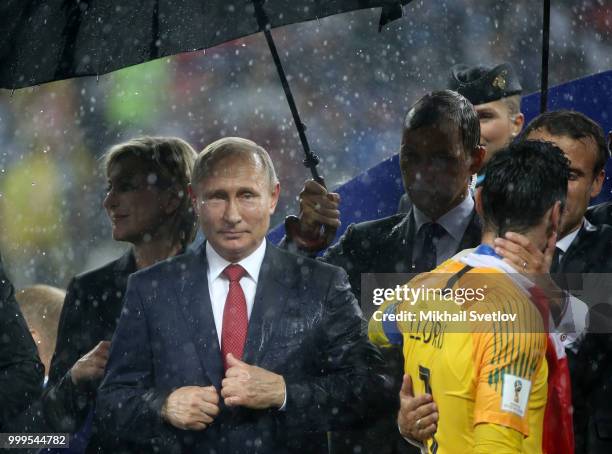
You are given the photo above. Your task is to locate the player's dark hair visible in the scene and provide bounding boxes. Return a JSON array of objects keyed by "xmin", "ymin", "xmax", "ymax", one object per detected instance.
[{"xmin": 481, "ymin": 140, "xmax": 569, "ymax": 235}]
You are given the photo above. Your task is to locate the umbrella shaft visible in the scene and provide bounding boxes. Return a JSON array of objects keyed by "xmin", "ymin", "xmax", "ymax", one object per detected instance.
[
  {"xmin": 540, "ymin": 0, "xmax": 551, "ymax": 113},
  {"xmin": 254, "ymin": 1, "xmax": 323, "ymax": 183}
]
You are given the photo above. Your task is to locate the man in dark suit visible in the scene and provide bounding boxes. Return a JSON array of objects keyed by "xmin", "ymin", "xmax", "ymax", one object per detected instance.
[
  {"xmin": 286, "ymin": 90, "xmax": 485, "ymax": 453},
  {"xmin": 0, "ymin": 254, "xmax": 44, "ymax": 430},
  {"xmin": 97, "ymin": 137, "xmax": 390, "ymax": 454}
]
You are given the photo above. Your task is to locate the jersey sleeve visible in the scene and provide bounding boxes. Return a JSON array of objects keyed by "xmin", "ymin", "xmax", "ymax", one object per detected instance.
[
  {"xmin": 472, "ymin": 284, "xmax": 547, "ymax": 436},
  {"xmin": 473, "ymin": 422, "xmax": 523, "ymax": 454},
  {"xmin": 368, "ymin": 300, "xmax": 404, "ymax": 348}
]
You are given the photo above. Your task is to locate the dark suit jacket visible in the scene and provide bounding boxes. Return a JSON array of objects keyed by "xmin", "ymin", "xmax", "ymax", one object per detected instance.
[
  {"xmin": 553, "ymin": 223, "xmax": 612, "ymax": 454},
  {"xmin": 43, "ymin": 251, "xmax": 135, "ymax": 452},
  {"xmin": 0, "ymin": 255, "xmax": 44, "ymax": 430},
  {"xmin": 96, "ymin": 242, "xmax": 391, "ymax": 454},
  {"xmin": 553, "ymin": 222, "xmax": 612, "ymax": 275}
]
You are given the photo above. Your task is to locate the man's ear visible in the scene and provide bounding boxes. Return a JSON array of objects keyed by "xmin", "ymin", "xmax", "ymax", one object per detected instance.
[
  {"xmin": 269, "ymin": 182, "xmax": 281, "ymax": 214},
  {"xmin": 474, "ymin": 187, "xmax": 484, "ymax": 217},
  {"xmin": 590, "ymin": 169, "xmax": 605, "ymax": 199},
  {"xmin": 469, "ymin": 145, "xmax": 486, "ymax": 174}
]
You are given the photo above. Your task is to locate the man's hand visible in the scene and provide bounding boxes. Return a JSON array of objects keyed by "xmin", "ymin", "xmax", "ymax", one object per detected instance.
[
  {"xmin": 285, "ymin": 180, "xmax": 341, "ymax": 252},
  {"xmin": 397, "ymin": 375, "xmax": 438, "ymax": 442},
  {"xmin": 299, "ymin": 180, "xmax": 341, "ymax": 231},
  {"xmin": 161, "ymin": 386, "xmax": 219, "ymax": 430},
  {"xmin": 493, "ymin": 231, "xmax": 556, "ymax": 275},
  {"xmin": 494, "ymin": 231, "xmax": 566, "ymax": 317},
  {"xmin": 221, "ymin": 354, "xmax": 285, "ymax": 409},
  {"xmin": 70, "ymin": 340, "xmax": 111, "ymax": 386}
]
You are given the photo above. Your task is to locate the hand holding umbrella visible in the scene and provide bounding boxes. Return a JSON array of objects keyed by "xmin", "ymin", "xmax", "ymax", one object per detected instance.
[{"xmin": 285, "ymin": 180, "xmax": 341, "ymax": 252}]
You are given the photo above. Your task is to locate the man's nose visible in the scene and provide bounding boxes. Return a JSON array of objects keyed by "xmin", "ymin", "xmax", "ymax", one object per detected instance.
[{"xmin": 223, "ymin": 198, "xmax": 242, "ymax": 224}]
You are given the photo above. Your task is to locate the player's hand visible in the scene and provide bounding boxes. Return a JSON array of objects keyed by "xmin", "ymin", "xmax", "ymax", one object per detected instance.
[
  {"xmin": 221, "ymin": 354, "xmax": 286, "ymax": 409},
  {"xmin": 397, "ymin": 375, "xmax": 438, "ymax": 442},
  {"xmin": 70, "ymin": 340, "xmax": 110, "ymax": 386},
  {"xmin": 162, "ymin": 386, "xmax": 219, "ymax": 430}
]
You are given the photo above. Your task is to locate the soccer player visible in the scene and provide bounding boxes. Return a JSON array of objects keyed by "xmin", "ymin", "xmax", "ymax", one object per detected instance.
[{"xmin": 370, "ymin": 140, "xmax": 570, "ymax": 453}]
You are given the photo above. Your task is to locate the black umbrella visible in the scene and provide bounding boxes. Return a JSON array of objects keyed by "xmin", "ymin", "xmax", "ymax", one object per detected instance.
[
  {"xmin": 1, "ymin": 0, "xmax": 409, "ymax": 200},
  {"xmin": 0, "ymin": 1, "xmax": 410, "ymax": 90},
  {"xmin": 1, "ymin": 0, "xmax": 412, "ymax": 249}
]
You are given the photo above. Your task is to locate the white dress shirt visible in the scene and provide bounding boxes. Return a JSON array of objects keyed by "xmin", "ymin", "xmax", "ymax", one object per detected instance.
[
  {"xmin": 412, "ymin": 193, "xmax": 474, "ymax": 266},
  {"xmin": 556, "ymin": 218, "xmax": 595, "ymax": 259},
  {"xmin": 206, "ymin": 240, "xmax": 266, "ymax": 345}
]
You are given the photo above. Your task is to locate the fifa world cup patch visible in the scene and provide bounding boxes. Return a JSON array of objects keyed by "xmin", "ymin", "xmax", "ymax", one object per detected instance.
[{"xmin": 501, "ymin": 374, "xmax": 531, "ymax": 417}]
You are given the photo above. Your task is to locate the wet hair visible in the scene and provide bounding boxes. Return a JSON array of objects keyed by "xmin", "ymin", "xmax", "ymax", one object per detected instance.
[
  {"xmin": 404, "ymin": 90, "xmax": 480, "ymax": 155},
  {"xmin": 520, "ymin": 110, "xmax": 609, "ymax": 174},
  {"xmin": 481, "ymin": 140, "xmax": 569, "ymax": 235},
  {"xmin": 192, "ymin": 137, "xmax": 279, "ymax": 189},
  {"xmin": 103, "ymin": 136, "xmax": 198, "ymax": 249}
]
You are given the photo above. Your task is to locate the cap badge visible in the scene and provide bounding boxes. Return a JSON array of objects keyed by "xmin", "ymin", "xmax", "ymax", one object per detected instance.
[{"xmin": 492, "ymin": 71, "xmax": 508, "ymax": 90}]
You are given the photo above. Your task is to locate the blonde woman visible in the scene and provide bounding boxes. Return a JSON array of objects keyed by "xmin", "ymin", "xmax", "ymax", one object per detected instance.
[{"xmin": 43, "ymin": 137, "xmax": 197, "ymax": 452}]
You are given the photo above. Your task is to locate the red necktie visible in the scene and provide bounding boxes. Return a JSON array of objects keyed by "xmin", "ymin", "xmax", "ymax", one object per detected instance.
[{"xmin": 221, "ymin": 264, "xmax": 248, "ymax": 370}]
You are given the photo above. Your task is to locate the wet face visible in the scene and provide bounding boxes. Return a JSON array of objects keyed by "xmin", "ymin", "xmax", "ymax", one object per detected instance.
[
  {"xmin": 527, "ymin": 129, "xmax": 604, "ymax": 237},
  {"xmin": 191, "ymin": 153, "xmax": 279, "ymax": 262},
  {"xmin": 475, "ymin": 100, "xmax": 519, "ymax": 162},
  {"xmin": 400, "ymin": 123, "xmax": 478, "ymax": 220},
  {"xmin": 103, "ymin": 155, "xmax": 173, "ymax": 244}
]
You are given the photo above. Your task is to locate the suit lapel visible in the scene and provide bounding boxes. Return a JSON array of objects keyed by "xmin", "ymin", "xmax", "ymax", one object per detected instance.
[
  {"xmin": 177, "ymin": 246, "xmax": 224, "ymax": 388},
  {"xmin": 242, "ymin": 244, "xmax": 295, "ymax": 366},
  {"xmin": 391, "ymin": 210, "xmax": 415, "ymax": 272}
]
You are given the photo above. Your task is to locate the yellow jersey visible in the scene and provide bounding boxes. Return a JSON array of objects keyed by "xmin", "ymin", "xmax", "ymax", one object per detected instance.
[{"xmin": 369, "ymin": 255, "xmax": 548, "ymax": 454}]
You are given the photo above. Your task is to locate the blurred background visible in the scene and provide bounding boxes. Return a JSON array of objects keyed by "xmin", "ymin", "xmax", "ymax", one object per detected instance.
[{"xmin": 0, "ymin": 0, "xmax": 611, "ymax": 288}]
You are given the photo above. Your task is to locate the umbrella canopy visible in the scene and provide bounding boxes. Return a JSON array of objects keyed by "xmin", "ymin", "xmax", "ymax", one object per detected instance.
[{"xmin": 0, "ymin": 0, "xmax": 411, "ymax": 90}]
